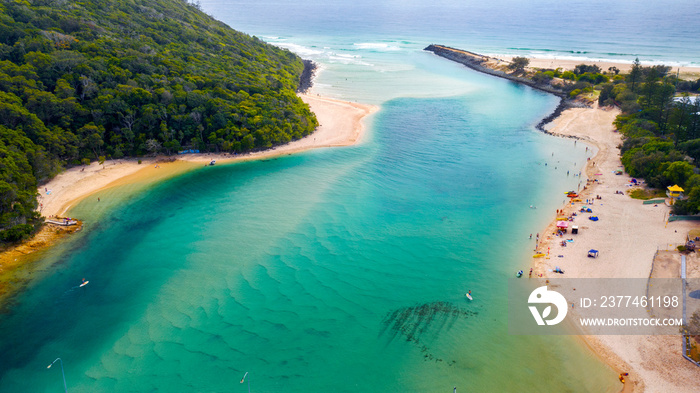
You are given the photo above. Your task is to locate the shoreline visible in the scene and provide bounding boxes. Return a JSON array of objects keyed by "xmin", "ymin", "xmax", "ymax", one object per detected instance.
[
  {"xmin": 1, "ymin": 92, "xmax": 377, "ymax": 305},
  {"xmin": 535, "ymin": 104, "xmax": 700, "ymax": 392}
]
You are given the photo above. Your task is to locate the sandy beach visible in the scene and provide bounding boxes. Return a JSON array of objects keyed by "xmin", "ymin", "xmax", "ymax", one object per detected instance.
[
  {"xmin": 536, "ymin": 104, "xmax": 700, "ymax": 392},
  {"xmin": 494, "ymin": 55, "xmax": 700, "ymax": 81}
]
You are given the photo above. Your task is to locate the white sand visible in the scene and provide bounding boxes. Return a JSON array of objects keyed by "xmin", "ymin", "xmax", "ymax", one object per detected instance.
[
  {"xmin": 535, "ymin": 105, "xmax": 700, "ymax": 392},
  {"xmin": 37, "ymin": 94, "xmax": 377, "ymax": 218}
]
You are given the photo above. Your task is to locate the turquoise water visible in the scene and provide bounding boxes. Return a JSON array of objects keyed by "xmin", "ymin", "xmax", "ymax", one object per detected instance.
[
  {"xmin": 0, "ymin": 84, "xmax": 611, "ymax": 391},
  {"xmin": 5, "ymin": 0, "xmax": 692, "ymax": 391}
]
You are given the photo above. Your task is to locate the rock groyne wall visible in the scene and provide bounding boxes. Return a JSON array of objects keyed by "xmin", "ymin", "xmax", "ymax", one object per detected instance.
[
  {"xmin": 424, "ymin": 44, "xmax": 567, "ymax": 98},
  {"xmin": 424, "ymin": 44, "xmax": 587, "ymax": 132}
]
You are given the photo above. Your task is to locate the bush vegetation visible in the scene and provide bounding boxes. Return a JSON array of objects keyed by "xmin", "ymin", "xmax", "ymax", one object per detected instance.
[{"xmin": 530, "ymin": 63, "xmax": 608, "ymax": 97}]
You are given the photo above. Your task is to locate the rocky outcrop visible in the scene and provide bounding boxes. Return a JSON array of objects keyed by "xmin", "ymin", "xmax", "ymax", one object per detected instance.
[{"xmin": 297, "ymin": 59, "xmax": 317, "ymax": 94}]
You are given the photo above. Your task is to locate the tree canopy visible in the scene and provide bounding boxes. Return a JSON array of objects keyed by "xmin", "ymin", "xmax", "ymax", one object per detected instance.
[
  {"xmin": 508, "ymin": 56, "xmax": 529, "ymax": 73},
  {"xmin": 0, "ymin": 0, "xmax": 318, "ymax": 243},
  {"xmin": 607, "ymin": 61, "xmax": 700, "ymax": 214}
]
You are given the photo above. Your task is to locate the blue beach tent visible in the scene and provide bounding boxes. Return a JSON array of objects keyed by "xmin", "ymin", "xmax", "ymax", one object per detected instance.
[{"xmin": 588, "ymin": 249, "xmax": 599, "ymax": 258}]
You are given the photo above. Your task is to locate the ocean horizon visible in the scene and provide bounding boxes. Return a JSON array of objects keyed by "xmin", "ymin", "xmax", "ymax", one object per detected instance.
[{"xmin": 2, "ymin": 0, "xmax": 698, "ymax": 391}]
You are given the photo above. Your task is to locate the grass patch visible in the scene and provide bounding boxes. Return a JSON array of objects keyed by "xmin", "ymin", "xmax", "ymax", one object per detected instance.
[{"xmin": 629, "ymin": 188, "xmax": 666, "ymax": 200}]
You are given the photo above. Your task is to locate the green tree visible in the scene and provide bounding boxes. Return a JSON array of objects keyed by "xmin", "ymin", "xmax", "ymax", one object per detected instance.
[
  {"xmin": 574, "ymin": 64, "xmax": 601, "ymax": 75},
  {"xmin": 661, "ymin": 161, "xmax": 695, "ymax": 188},
  {"xmin": 532, "ymin": 72, "xmax": 553, "ymax": 85},
  {"xmin": 678, "ymin": 139, "xmax": 700, "ymax": 163},
  {"xmin": 508, "ymin": 57, "xmax": 529, "ymax": 73},
  {"xmin": 561, "ymin": 71, "xmax": 576, "ymax": 80},
  {"xmin": 146, "ymin": 139, "xmax": 162, "ymax": 155},
  {"xmin": 628, "ymin": 58, "xmax": 643, "ymax": 92},
  {"xmin": 598, "ymin": 83, "xmax": 615, "ymax": 106}
]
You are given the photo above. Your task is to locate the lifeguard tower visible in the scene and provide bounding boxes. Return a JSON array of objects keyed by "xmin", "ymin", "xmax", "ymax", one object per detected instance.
[{"xmin": 667, "ymin": 184, "xmax": 684, "ymax": 204}]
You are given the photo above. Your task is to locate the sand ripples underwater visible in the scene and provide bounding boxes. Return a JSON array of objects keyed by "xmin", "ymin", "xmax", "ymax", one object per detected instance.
[{"xmin": 0, "ymin": 95, "xmax": 615, "ymax": 392}]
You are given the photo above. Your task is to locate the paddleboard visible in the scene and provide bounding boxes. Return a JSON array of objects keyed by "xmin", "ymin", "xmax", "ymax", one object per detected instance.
[
  {"xmin": 80, "ymin": 280, "xmax": 89, "ymax": 287},
  {"xmin": 466, "ymin": 293, "xmax": 472, "ymax": 300}
]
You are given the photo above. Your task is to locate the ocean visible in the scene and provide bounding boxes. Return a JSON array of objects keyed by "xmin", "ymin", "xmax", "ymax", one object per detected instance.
[{"xmin": 2, "ymin": 0, "xmax": 698, "ymax": 391}]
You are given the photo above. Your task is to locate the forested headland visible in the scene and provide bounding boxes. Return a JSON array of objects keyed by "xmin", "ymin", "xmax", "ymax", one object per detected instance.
[{"xmin": 0, "ymin": 0, "xmax": 318, "ymax": 243}]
